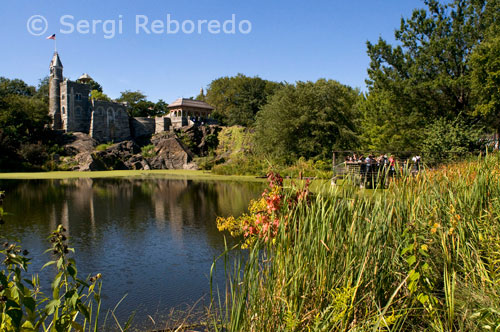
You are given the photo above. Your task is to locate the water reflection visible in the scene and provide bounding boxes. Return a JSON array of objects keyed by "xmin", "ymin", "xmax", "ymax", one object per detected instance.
[{"xmin": 0, "ymin": 177, "xmax": 264, "ymax": 329}]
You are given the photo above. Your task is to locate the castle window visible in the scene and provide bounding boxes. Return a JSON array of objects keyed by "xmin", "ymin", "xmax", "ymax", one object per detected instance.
[
  {"xmin": 61, "ymin": 94, "xmax": 65, "ymax": 100},
  {"xmin": 62, "ymin": 107, "xmax": 65, "ymax": 115},
  {"xmin": 75, "ymin": 93, "xmax": 82, "ymax": 101}
]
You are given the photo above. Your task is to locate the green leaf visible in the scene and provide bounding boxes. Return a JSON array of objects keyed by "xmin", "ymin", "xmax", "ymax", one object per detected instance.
[
  {"xmin": 417, "ymin": 293, "xmax": 429, "ymax": 305},
  {"xmin": 67, "ymin": 264, "xmax": 77, "ymax": 279},
  {"xmin": 77, "ymin": 302, "xmax": 90, "ymax": 320},
  {"xmin": 406, "ymin": 255, "xmax": 417, "ymax": 267},
  {"xmin": 45, "ymin": 299, "xmax": 60, "ymax": 315},
  {"xmin": 401, "ymin": 244, "xmax": 414, "ymax": 256},
  {"xmin": 56, "ymin": 257, "xmax": 63, "ymax": 270},
  {"xmin": 21, "ymin": 320, "xmax": 36, "ymax": 331},
  {"xmin": 22, "ymin": 296, "xmax": 36, "ymax": 313},
  {"xmin": 71, "ymin": 321, "xmax": 84, "ymax": 332},
  {"xmin": 409, "ymin": 270, "xmax": 420, "ymax": 282},
  {"xmin": 51, "ymin": 271, "xmax": 63, "ymax": 291},
  {"xmin": 6, "ymin": 306, "xmax": 23, "ymax": 327},
  {"xmin": 41, "ymin": 260, "xmax": 56, "ymax": 270}
]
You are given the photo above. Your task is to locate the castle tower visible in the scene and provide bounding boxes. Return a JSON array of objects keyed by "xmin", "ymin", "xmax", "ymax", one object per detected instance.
[{"xmin": 49, "ymin": 52, "xmax": 63, "ymax": 129}]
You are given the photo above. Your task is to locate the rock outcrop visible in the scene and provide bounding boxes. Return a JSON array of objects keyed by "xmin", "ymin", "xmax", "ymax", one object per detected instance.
[
  {"xmin": 150, "ymin": 133, "xmax": 197, "ymax": 170},
  {"xmin": 62, "ymin": 132, "xmax": 97, "ymax": 155},
  {"xmin": 61, "ymin": 129, "xmax": 201, "ymax": 171},
  {"xmin": 176, "ymin": 125, "xmax": 221, "ymax": 156}
]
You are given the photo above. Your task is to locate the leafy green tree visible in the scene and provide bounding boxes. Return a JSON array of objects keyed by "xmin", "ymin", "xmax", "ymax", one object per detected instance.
[
  {"xmin": 204, "ymin": 74, "xmax": 282, "ymax": 126},
  {"xmin": 0, "ymin": 77, "xmax": 35, "ymax": 97},
  {"xmin": 254, "ymin": 79, "xmax": 360, "ymax": 163},
  {"xmin": 153, "ymin": 99, "xmax": 169, "ymax": 116},
  {"xmin": 35, "ymin": 76, "xmax": 50, "ymax": 104},
  {"xmin": 363, "ymin": 0, "xmax": 494, "ymax": 151},
  {"xmin": 0, "ymin": 92, "xmax": 50, "ymax": 170},
  {"xmin": 76, "ymin": 78, "xmax": 103, "ymax": 93},
  {"xmin": 116, "ymin": 90, "xmax": 152, "ymax": 117},
  {"xmin": 470, "ymin": 33, "xmax": 500, "ymax": 145},
  {"xmin": 421, "ymin": 117, "xmax": 484, "ymax": 164},
  {"xmin": 90, "ymin": 89, "xmax": 111, "ymax": 101}
]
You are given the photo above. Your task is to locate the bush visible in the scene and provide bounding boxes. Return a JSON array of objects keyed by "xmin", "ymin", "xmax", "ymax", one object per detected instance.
[
  {"xmin": 19, "ymin": 142, "xmax": 49, "ymax": 166},
  {"xmin": 421, "ymin": 117, "xmax": 484, "ymax": 165},
  {"xmin": 95, "ymin": 142, "xmax": 113, "ymax": 152},
  {"xmin": 141, "ymin": 144, "xmax": 156, "ymax": 158}
]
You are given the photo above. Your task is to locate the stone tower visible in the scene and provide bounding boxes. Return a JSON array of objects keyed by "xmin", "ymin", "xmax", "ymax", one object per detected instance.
[{"xmin": 49, "ymin": 52, "xmax": 63, "ymax": 129}]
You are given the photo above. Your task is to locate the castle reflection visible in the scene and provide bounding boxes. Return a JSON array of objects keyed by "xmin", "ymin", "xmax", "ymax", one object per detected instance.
[{"xmin": 0, "ymin": 177, "xmax": 264, "ymax": 329}]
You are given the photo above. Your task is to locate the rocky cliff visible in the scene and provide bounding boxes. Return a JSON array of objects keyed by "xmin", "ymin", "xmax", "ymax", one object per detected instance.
[{"xmin": 60, "ymin": 129, "xmax": 209, "ymax": 171}]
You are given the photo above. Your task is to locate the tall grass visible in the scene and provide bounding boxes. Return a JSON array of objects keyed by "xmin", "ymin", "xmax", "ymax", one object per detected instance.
[{"xmin": 213, "ymin": 153, "xmax": 500, "ymax": 331}]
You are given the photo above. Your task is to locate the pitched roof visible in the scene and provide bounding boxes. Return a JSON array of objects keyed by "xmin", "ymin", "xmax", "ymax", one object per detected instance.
[
  {"xmin": 50, "ymin": 52, "xmax": 63, "ymax": 68},
  {"xmin": 167, "ymin": 98, "xmax": 214, "ymax": 110}
]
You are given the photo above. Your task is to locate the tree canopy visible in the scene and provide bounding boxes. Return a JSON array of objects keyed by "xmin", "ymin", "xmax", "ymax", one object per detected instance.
[
  {"xmin": 362, "ymin": 0, "xmax": 498, "ymax": 152},
  {"xmin": 0, "ymin": 77, "xmax": 51, "ymax": 170},
  {"xmin": 76, "ymin": 78, "xmax": 103, "ymax": 93},
  {"xmin": 254, "ymin": 79, "xmax": 361, "ymax": 163},
  {"xmin": 204, "ymin": 74, "xmax": 283, "ymax": 126}
]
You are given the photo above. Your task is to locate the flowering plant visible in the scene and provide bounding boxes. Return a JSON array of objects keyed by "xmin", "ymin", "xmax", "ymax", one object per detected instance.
[{"xmin": 216, "ymin": 172, "xmax": 310, "ymax": 248}]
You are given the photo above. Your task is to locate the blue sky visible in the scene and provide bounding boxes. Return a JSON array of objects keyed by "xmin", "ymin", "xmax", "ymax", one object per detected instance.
[{"xmin": 0, "ymin": 0, "xmax": 424, "ymax": 102}]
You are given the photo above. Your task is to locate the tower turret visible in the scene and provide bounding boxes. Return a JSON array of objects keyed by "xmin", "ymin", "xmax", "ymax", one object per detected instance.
[{"xmin": 49, "ymin": 52, "xmax": 63, "ymax": 129}]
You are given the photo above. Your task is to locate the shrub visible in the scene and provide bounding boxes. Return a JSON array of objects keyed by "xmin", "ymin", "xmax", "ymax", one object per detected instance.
[
  {"xmin": 141, "ymin": 144, "xmax": 156, "ymax": 158},
  {"xmin": 95, "ymin": 142, "xmax": 113, "ymax": 152}
]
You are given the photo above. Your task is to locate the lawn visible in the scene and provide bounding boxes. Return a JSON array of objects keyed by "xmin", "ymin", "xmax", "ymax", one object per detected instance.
[{"xmin": 0, "ymin": 170, "xmax": 265, "ymax": 182}]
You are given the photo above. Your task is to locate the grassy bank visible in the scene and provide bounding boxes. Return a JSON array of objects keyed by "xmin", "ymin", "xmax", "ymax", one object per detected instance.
[
  {"xmin": 215, "ymin": 154, "xmax": 500, "ymax": 331},
  {"xmin": 0, "ymin": 169, "xmax": 264, "ymax": 182}
]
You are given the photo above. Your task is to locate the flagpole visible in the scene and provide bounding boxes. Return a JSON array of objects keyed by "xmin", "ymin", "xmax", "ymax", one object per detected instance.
[{"xmin": 55, "ymin": 37, "xmax": 57, "ymax": 52}]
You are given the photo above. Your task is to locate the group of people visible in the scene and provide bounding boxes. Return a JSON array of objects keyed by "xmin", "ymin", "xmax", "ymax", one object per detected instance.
[{"xmin": 344, "ymin": 154, "xmax": 422, "ymax": 173}]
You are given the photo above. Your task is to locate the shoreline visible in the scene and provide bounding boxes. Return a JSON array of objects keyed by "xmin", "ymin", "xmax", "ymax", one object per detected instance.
[{"xmin": 0, "ymin": 169, "xmax": 265, "ymax": 182}]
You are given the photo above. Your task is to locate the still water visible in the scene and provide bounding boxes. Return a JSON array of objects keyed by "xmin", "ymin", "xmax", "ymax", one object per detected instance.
[{"xmin": 0, "ymin": 177, "xmax": 265, "ymax": 330}]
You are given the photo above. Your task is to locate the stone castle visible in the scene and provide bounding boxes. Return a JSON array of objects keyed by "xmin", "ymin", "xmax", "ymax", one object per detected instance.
[{"xmin": 48, "ymin": 52, "xmax": 215, "ymax": 143}]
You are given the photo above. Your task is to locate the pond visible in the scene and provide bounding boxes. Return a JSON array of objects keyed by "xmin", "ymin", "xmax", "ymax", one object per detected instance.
[{"xmin": 0, "ymin": 177, "xmax": 265, "ymax": 330}]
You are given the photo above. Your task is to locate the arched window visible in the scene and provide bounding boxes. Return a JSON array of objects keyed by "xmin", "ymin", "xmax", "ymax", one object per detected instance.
[{"xmin": 62, "ymin": 107, "xmax": 65, "ymax": 115}]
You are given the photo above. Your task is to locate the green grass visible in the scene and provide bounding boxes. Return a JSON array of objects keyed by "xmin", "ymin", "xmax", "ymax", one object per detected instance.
[
  {"xmin": 213, "ymin": 154, "xmax": 500, "ymax": 331},
  {"xmin": 0, "ymin": 169, "xmax": 267, "ymax": 182}
]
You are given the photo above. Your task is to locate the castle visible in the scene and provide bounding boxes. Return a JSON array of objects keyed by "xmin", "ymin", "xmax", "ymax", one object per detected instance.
[{"xmin": 48, "ymin": 52, "xmax": 215, "ymax": 143}]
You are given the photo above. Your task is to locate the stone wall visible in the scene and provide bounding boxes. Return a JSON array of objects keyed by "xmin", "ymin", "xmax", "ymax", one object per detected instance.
[
  {"xmin": 90, "ymin": 100, "xmax": 131, "ymax": 143},
  {"xmin": 169, "ymin": 116, "xmax": 189, "ymax": 129},
  {"xmin": 60, "ymin": 81, "xmax": 91, "ymax": 133},
  {"xmin": 155, "ymin": 117, "xmax": 172, "ymax": 133},
  {"xmin": 131, "ymin": 117, "xmax": 155, "ymax": 138},
  {"xmin": 49, "ymin": 74, "xmax": 62, "ymax": 130}
]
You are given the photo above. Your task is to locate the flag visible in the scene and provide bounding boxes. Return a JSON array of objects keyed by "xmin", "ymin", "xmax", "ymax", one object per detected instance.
[{"xmin": 46, "ymin": 34, "xmax": 56, "ymax": 40}]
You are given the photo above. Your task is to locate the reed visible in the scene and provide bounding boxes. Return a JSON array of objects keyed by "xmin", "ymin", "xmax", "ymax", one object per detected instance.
[{"xmin": 213, "ymin": 153, "xmax": 500, "ymax": 331}]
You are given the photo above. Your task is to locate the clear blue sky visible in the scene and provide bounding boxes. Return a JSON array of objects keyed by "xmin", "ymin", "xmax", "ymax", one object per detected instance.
[{"xmin": 0, "ymin": 0, "xmax": 424, "ymax": 102}]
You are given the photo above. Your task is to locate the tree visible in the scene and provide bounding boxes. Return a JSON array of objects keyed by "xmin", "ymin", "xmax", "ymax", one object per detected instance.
[
  {"xmin": 76, "ymin": 78, "xmax": 103, "ymax": 93},
  {"xmin": 204, "ymin": 74, "xmax": 283, "ymax": 126},
  {"xmin": 470, "ymin": 33, "xmax": 500, "ymax": 146},
  {"xmin": 0, "ymin": 92, "xmax": 50, "ymax": 170},
  {"xmin": 116, "ymin": 90, "xmax": 152, "ymax": 117},
  {"xmin": 154, "ymin": 99, "xmax": 169, "ymax": 116},
  {"xmin": 421, "ymin": 117, "xmax": 484, "ymax": 164},
  {"xmin": 363, "ymin": 0, "xmax": 494, "ymax": 151},
  {"xmin": 0, "ymin": 77, "xmax": 35, "ymax": 97},
  {"xmin": 35, "ymin": 76, "xmax": 50, "ymax": 104},
  {"xmin": 254, "ymin": 79, "xmax": 360, "ymax": 163},
  {"xmin": 90, "ymin": 89, "xmax": 111, "ymax": 101}
]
